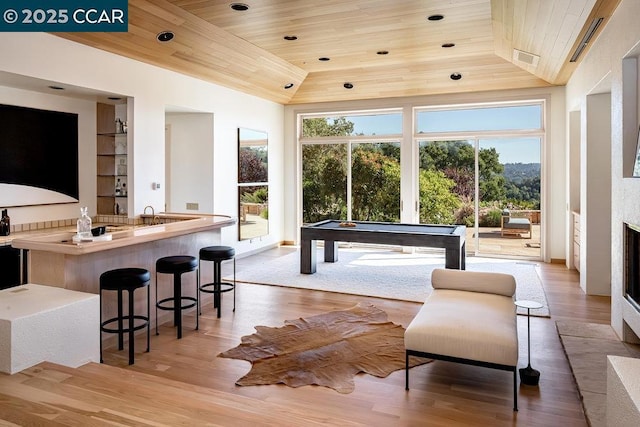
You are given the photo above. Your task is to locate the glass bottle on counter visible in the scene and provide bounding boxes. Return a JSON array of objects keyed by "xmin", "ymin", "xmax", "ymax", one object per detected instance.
[
  {"xmin": 77, "ymin": 207, "xmax": 92, "ymax": 238},
  {"xmin": 0, "ymin": 209, "xmax": 9, "ymax": 236}
]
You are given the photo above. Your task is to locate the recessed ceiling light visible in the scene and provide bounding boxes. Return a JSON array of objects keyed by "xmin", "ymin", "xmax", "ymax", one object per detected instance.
[
  {"xmin": 343, "ymin": 82, "xmax": 354, "ymax": 89},
  {"xmin": 284, "ymin": 83, "xmax": 294, "ymax": 89},
  {"xmin": 284, "ymin": 35, "xmax": 298, "ymax": 41},
  {"xmin": 48, "ymin": 85, "xmax": 64, "ymax": 90},
  {"xmin": 450, "ymin": 73, "xmax": 462, "ymax": 80},
  {"xmin": 156, "ymin": 31, "xmax": 174, "ymax": 42},
  {"xmin": 442, "ymin": 43, "xmax": 455, "ymax": 48},
  {"xmin": 319, "ymin": 57, "xmax": 331, "ymax": 61},
  {"xmin": 377, "ymin": 50, "xmax": 389, "ymax": 55},
  {"xmin": 428, "ymin": 14, "xmax": 444, "ymax": 21},
  {"xmin": 230, "ymin": 3, "xmax": 249, "ymax": 11}
]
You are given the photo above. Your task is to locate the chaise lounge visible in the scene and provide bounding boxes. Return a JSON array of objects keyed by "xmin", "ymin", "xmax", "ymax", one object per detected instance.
[
  {"xmin": 404, "ymin": 268, "xmax": 519, "ymax": 411},
  {"xmin": 500, "ymin": 209, "xmax": 532, "ymax": 239}
]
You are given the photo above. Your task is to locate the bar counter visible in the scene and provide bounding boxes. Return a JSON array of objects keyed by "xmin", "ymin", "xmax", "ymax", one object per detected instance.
[
  {"xmin": 11, "ymin": 215, "xmax": 235, "ymax": 255},
  {"xmin": 10, "ymin": 215, "xmax": 236, "ymax": 328}
]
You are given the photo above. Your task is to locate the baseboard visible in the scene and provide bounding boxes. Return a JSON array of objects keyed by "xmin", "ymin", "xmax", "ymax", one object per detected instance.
[{"xmin": 235, "ymin": 241, "xmax": 290, "ymax": 260}]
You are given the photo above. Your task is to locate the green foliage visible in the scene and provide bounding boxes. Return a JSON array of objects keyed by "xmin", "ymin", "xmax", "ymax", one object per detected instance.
[
  {"xmin": 240, "ymin": 187, "xmax": 268, "ymax": 203},
  {"xmin": 302, "ymin": 142, "xmax": 402, "ymax": 223},
  {"xmin": 302, "ymin": 144, "xmax": 347, "ymax": 223},
  {"xmin": 504, "ymin": 176, "xmax": 540, "ymax": 208},
  {"xmin": 351, "ymin": 146, "xmax": 400, "ymax": 222},
  {"xmin": 301, "ymin": 118, "xmax": 540, "ymax": 226},
  {"xmin": 260, "ymin": 207, "xmax": 268, "ymax": 220},
  {"xmin": 420, "ymin": 141, "xmax": 506, "ymax": 201},
  {"xmin": 302, "ymin": 117, "xmax": 354, "ymax": 137},
  {"xmin": 418, "ymin": 169, "xmax": 461, "ymax": 224},
  {"xmin": 454, "ymin": 197, "xmax": 475, "ymax": 227},
  {"xmin": 239, "ymin": 147, "xmax": 268, "ymax": 183},
  {"xmin": 479, "ymin": 208, "xmax": 503, "ymax": 227}
]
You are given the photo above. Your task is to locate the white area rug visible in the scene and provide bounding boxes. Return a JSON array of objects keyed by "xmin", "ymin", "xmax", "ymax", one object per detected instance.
[{"xmin": 231, "ymin": 248, "xmax": 549, "ymax": 317}]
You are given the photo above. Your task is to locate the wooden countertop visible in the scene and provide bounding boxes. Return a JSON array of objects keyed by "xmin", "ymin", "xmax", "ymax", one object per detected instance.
[{"xmin": 10, "ymin": 215, "xmax": 235, "ymax": 255}]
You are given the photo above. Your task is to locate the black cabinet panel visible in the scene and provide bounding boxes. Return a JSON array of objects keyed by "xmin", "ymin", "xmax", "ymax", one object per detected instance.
[{"xmin": 0, "ymin": 246, "xmax": 20, "ymax": 289}]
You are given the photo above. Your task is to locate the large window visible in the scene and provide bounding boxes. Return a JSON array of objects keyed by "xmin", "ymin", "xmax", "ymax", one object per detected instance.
[
  {"xmin": 301, "ymin": 111, "xmax": 402, "ymax": 224},
  {"xmin": 415, "ymin": 102, "xmax": 543, "ymax": 258},
  {"xmin": 298, "ymin": 101, "xmax": 545, "ymax": 260},
  {"xmin": 416, "ymin": 104, "xmax": 542, "ymax": 133}
]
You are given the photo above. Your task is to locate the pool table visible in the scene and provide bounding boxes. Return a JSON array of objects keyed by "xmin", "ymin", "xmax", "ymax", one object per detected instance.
[{"xmin": 300, "ymin": 220, "xmax": 466, "ymax": 274}]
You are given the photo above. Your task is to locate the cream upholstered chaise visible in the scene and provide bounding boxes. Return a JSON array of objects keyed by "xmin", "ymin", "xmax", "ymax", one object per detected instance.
[{"xmin": 404, "ymin": 268, "xmax": 519, "ymax": 411}]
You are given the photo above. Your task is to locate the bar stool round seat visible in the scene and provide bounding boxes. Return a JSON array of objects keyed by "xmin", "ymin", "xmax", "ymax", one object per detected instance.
[
  {"xmin": 199, "ymin": 246, "xmax": 236, "ymax": 319},
  {"xmin": 155, "ymin": 255, "xmax": 199, "ymax": 339},
  {"xmin": 99, "ymin": 267, "xmax": 151, "ymax": 365}
]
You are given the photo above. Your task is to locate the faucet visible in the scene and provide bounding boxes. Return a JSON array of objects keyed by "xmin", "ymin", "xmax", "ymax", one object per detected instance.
[{"xmin": 143, "ymin": 205, "xmax": 159, "ymax": 225}]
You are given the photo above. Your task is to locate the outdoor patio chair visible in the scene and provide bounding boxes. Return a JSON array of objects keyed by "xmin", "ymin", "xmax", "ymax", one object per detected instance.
[{"xmin": 500, "ymin": 209, "xmax": 532, "ymax": 239}]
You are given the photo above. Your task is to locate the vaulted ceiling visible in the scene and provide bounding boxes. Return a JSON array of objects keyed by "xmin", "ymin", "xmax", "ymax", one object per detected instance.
[{"xmin": 55, "ymin": 0, "xmax": 620, "ymax": 105}]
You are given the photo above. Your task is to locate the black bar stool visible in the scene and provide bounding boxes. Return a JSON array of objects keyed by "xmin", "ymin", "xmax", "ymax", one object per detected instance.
[
  {"xmin": 99, "ymin": 267, "xmax": 151, "ymax": 365},
  {"xmin": 155, "ymin": 255, "xmax": 198, "ymax": 339},
  {"xmin": 198, "ymin": 246, "xmax": 235, "ymax": 318}
]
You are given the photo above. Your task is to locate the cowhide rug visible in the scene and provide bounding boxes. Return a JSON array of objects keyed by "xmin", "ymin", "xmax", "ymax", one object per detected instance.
[{"xmin": 218, "ymin": 302, "xmax": 430, "ymax": 393}]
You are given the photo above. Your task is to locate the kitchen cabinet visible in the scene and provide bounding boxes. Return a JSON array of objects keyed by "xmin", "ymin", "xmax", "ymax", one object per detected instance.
[
  {"xmin": 96, "ymin": 102, "xmax": 128, "ymax": 215},
  {"xmin": 573, "ymin": 211, "xmax": 580, "ymax": 272}
]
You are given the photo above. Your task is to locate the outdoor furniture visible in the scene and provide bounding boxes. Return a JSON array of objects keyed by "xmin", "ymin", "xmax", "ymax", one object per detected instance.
[
  {"xmin": 501, "ymin": 210, "xmax": 532, "ymax": 239},
  {"xmin": 405, "ymin": 268, "xmax": 519, "ymax": 411}
]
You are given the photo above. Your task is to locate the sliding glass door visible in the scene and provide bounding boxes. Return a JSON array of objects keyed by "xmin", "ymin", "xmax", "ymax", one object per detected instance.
[
  {"xmin": 417, "ymin": 139, "xmax": 476, "ymax": 251},
  {"xmin": 415, "ymin": 102, "xmax": 544, "ymax": 259},
  {"xmin": 477, "ymin": 137, "xmax": 541, "ymax": 257}
]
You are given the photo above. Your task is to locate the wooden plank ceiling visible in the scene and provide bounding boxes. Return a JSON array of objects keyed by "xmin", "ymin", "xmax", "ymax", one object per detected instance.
[{"xmin": 55, "ymin": 0, "xmax": 620, "ymax": 105}]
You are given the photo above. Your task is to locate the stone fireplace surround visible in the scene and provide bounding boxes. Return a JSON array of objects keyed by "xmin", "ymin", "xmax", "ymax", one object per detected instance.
[{"xmin": 616, "ymin": 213, "xmax": 640, "ymax": 344}]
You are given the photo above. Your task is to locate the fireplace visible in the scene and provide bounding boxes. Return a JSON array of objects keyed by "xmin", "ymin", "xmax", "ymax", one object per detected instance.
[{"xmin": 625, "ymin": 223, "xmax": 640, "ymax": 310}]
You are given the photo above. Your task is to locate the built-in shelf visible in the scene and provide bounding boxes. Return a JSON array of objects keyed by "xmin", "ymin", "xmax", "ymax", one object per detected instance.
[{"xmin": 96, "ymin": 103, "xmax": 128, "ymax": 215}]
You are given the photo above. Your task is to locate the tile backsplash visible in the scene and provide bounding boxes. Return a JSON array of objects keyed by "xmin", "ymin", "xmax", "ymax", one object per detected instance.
[{"xmin": 10, "ymin": 215, "xmax": 142, "ymax": 234}]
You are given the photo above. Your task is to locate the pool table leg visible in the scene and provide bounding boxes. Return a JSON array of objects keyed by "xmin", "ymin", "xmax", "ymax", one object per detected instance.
[
  {"xmin": 324, "ymin": 240, "xmax": 338, "ymax": 263},
  {"xmin": 445, "ymin": 245, "xmax": 465, "ymax": 270},
  {"xmin": 461, "ymin": 242, "xmax": 466, "ymax": 269},
  {"xmin": 300, "ymin": 239, "xmax": 316, "ymax": 274}
]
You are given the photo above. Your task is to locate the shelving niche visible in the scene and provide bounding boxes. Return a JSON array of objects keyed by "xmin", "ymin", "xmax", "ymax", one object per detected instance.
[{"xmin": 96, "ymin": 102, "xmax": 128, "ymax": 215}]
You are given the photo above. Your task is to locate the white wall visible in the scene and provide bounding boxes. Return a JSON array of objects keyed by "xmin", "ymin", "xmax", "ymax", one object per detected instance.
[
  {"xmin": 165, "ymin": 113, "xmax": 214, "ymax": 214},
  {"xmin": 566, "ymin": 0, "xmax": 640, "ymax": 340},
  {"xmin": 284, "ymin": 86, "xmax": 567, "ymax": 262},
  {"xmin": 0, "ymin": 32, "xmax": 284, "ymax": 254},
  {"xmin": 580, "ymin": 93, "xmax": 612, "ymax": 295}
]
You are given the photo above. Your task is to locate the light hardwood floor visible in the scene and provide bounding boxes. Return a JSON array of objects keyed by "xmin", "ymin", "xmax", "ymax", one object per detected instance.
[{"xmin": 0, "ymin": 248, "xmax": 610, "ymax": 426}]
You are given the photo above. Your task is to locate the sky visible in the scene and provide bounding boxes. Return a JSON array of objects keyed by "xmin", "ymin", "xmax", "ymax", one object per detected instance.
[{"xmin": 341, "ymin": 105, "xmax": 542, "ymax": 164}]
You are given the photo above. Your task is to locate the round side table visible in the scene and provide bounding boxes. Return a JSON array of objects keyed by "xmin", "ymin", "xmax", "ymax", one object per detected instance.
[{"xmin": 515, "ymin": 299, "xmax": 543, "ymax": 386}]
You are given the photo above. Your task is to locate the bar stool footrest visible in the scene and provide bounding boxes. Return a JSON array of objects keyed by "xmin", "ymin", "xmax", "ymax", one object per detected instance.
[
  {"xmin": 101, "ymin": 315, "xmax": 150, "ymax": 334},
  {"xmin": 156, "ymin": 296, "xmax": 197, "ymax": 311},
  {"xmin": 199, "ymin": 282, "xmax": 235, "ymax": 294}
]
